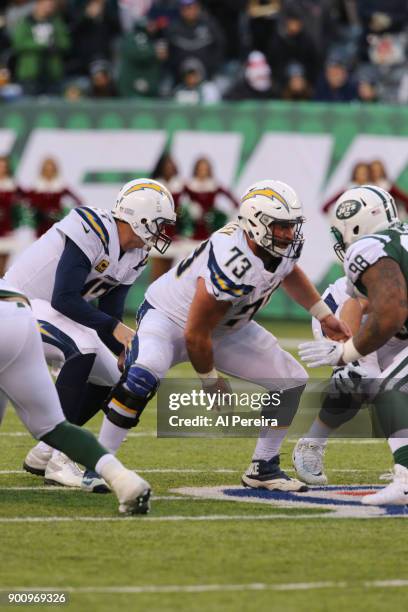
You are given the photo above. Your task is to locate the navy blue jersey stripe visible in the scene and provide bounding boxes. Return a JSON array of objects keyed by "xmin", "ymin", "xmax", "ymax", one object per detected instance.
[
  {"xmin": 38, "ymin": 320, "xmax": 81, "ymax": 360},
  {"xmin": 324, "ymin": 292, "xmax": 338, "ymax": 314},
  {"xmin": 75, "ymin": 207, "xmax": 110, "ymax": 255}
]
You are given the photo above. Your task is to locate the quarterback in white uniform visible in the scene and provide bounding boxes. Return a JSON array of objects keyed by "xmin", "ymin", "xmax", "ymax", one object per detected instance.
[
  {"xmin": 0, "ymin": 279, "xmax": 151, "ymax": 514},
  {"xmin": 300, "ymin": 185, "xmax": 408, "ymax": 505},
  {"xmin": 96, "ymin": 180, "xmax": 348, "ymax": 492},
  {"xmin": 4, "ymin": 178, "xmax": 176, "ymax": 489}
]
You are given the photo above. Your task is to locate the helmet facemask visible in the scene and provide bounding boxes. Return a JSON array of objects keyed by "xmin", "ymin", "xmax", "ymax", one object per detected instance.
[
  {"xmin": 141, "ymin": 217, "xmax": 175, "ymax": 254},
  {"xmin": 253, "ymin": 212, "xmax": 305, "ymax": 259},
  {"xmin": 331, "ymin": 226, "xmax": 347, "ymax": 262}
]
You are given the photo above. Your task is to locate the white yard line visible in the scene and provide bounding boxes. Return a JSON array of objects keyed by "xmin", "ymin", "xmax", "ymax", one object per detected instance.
[
  {"xmin": 280, "ymin": 338, "xmax": 309, "ymax": 349},
  {"xmin": 0, "ymin": 470, "xmax": 26, "ymax": 474},
  {"xmin": 0, "ymin": 431, "xmax": 385, "ymax": 444},
  {"xmin": 0, "ymin": 432, "xmax": 156, "ymax": 438},
  {"xmin": 287, "ymin": 439, "xmax": 384, "ymax": 444},
  {"xmin": 0, "ymin": 580, "xmax": 407, "ymax": 594},
  {"xmin": 0, "ymin": 515, "xmax": 334, "ymax": 523},
  {"xmin": 0, "ymin": 489, "xmax": 194, "ymax": 501},
  {"xmin": 0, "ymin": 468, "xmax": 384, "ymax": 476}
]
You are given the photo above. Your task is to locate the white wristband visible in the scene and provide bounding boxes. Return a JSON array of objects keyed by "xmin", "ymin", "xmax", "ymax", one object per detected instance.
[
  {"xmin": 309, "ymin": 299, "xmax": 332, "ymax": 321},
  {"xmin": 197, "ymin": 368, "xmax": 218, "ymax": 380},
  {"xmin": 342, "ymin": 339, "xmax": 363, "ymax": 364}
]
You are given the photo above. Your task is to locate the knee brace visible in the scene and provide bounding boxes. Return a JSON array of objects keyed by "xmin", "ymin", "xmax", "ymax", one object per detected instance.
[{"xmin": 104, "ymin": 364, "xmax": 159, "ymax": 429}]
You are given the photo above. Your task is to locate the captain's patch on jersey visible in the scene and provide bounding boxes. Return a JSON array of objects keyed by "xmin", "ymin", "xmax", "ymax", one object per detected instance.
[
  {"xmin": 95, "ymin": 259, "xmax": 109, "ymax": 273},
  {"xmin": 336, "ymin": 200, "xmax": 362, "ymax": 220},
  {"xmin": 172, "ymin": 485, "xmax": 408, "ymax": 518}
]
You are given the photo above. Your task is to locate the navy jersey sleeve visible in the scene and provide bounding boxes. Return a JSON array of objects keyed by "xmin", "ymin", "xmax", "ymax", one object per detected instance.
[
  {"xmin": 51, "ymin": 238, "xmax": 119, "ymax": 336},
  {"xmin": 98, "ymin": 284, "xmax": 131, "ymax": 320}
]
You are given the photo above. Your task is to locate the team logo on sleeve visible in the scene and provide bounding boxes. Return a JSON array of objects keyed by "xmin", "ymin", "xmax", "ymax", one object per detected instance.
[
  {"xmin": 95, "ymin": 259, "xmax": 109, "ymax": 273},
  {"xmin": 336, "ymin": 200, "xmax": 362, "ymax": 220}
]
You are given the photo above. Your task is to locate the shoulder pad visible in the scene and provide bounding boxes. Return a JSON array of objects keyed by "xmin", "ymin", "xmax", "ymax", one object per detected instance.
[{"xmin": 74, "ymin": 207, "xmax": 110, "ymax": 255}]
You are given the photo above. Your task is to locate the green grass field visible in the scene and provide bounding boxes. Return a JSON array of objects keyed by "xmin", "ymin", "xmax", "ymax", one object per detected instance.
[{"xmin": 0, "ymin": 321, "xmax": 406, "ymax": 612}]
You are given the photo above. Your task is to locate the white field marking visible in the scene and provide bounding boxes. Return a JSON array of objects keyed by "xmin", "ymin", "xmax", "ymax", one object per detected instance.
[
  {"xmin": 0, "ymin": 514, "xmax": 334, "ymax": 524},
  {"xmin": 280, "ymin": 338, "xmax": 309, "ymax": 349},
  {"xmin": 287, "ymin": 438, "xmax": 384, "ymax": 444},
  {"xmin": 0, "ymin": 432, "xmax": 29, "ymax": 437},
  {"xmin": 0, "ymin": 488, "xmax": 195, "ymax": 500},
  {"xmin": 0, "ymin": 432, "xmax": 156, "ymax": 438},
  {"xmin": 0, "ymin": 470, "xmax": 26, "ymax": 474},
  {"xmin": 0, "ymin": 468, "xmax": 385, "ymax": 476},
  {"xmin": 1, "ymin": 580, "xmax": 408, "ymax": 594},
  {"xmin": 0, "ymin": 431, "xmax": 386, "ymax": 444}
]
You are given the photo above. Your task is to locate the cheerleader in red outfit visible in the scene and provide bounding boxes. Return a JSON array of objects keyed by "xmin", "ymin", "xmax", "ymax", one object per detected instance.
[
  {"xmin": 370, "ymin": 159, "xmax": 408, "ymax": 218},
  {"xmin": 0, "ymin": 156, "xmax": 30, "ymax": 275},
  {"xmin": 29, "ymin": 157, "xmax": 83, "ymax": 237},
  {"xmin": 321, "ymin": 162, "xmax": 370, "ymax": 214},
  {"xmin": 182, "ymin": 157, "xmax": 239, "ymax": 240},
  {"xmin": 150, "ymin": 153, "xmax": 185, "ymax": 280}
]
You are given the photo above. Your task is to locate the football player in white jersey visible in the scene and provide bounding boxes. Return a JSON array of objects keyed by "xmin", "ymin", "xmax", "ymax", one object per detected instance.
[
  {"xmin": 299, "ymin": 185, "xmax": 408, "ymax": 505},
  {"xmin": 5, "ymin": 179, "xmax": 176, "ymax": 489},
  {"xmin": 94, "ymin": 180, "xmax": 348, "ymax": 493},
  {"xmin": 0, "ymin": 279, "xmax": 151, "ymax": 514}
]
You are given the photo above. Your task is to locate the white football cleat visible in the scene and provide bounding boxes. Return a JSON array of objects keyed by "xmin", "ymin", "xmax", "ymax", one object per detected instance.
[
  {"xmin": 44, "ymin": 452, "xmax": 84, "ymax": 488},
  {"xmin": 361, "ymin": 464, "xmax": 408, "ymax": 506},
  {"xmin": 292, "ymin": 438, "xmax": 328, "ymax": 486},
  {"xmin": 108, "ymin": 470, "xmax": 151, "ymax": 515},
  {"xmin": 23, "ymin": 443, "xmax": 53, "ymax": 476}
]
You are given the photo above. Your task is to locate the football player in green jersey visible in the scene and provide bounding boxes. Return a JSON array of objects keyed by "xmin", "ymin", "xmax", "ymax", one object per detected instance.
[{"xmin": 299, "ymin": 185, "xmax": 408, "ymax": 505}]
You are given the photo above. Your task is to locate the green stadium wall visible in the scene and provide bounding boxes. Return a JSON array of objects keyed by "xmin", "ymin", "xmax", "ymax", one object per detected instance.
[{"xmin": 1, "ymin": 100, "xmax": 407, "ymax": 319}]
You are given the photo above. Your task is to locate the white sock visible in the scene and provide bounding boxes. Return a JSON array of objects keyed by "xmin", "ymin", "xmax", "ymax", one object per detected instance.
[
  {"xmin": 305, "ymin": 418, "xmax": 332, "ymax": 444},
  {"xmin": 95, "ymin": 454, "xmax": 125, "ymax": 482},
  {"xmin": 388, "ymin": 430, "xmax": 408, "ymax": 453},
  {"xmin": 36, "ymin": 441, "xmax": 52, "ymax": 453},
  {"xmin": 252, "ymin": 427, "xmax": 288, "ymax": 461},
  {"xmin": 98, "ymin": 416, "xmax": 128, "ymax": 454}
]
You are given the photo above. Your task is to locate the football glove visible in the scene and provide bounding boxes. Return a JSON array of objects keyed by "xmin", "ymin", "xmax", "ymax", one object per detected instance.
[
  {"xmin": 298, "ymin": 339, "xmax": 344, "ymax": 368},
  {"xmin": 332, "ymin": 363, "xmax": 368, "ymax": 395}
]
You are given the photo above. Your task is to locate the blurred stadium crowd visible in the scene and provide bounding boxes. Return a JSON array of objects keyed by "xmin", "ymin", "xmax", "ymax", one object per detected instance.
[{"xmin": 0, "ymin": 0, "xmax": 407, "ymax": 103}]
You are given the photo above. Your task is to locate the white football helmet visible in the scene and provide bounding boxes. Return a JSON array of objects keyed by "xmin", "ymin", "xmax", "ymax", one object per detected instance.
[
  {"xmin": 331, "ymin": 185, "xmax": 399, "ymax": 261},
  {"xmin": 112, "ymin": 179, "xmax": 176, "ymax": 253},
  {"xmin": 238, "ymin": 180, "xmax": 305, "ymax": 258}
]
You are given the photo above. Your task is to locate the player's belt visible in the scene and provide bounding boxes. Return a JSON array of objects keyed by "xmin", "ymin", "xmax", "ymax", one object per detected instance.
[{"xmin": 0, "ymin": 290, "xmax": 31, "ymax": 308}]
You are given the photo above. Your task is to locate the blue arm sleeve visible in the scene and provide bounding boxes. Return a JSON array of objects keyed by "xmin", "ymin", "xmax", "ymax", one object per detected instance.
[
  {"xmin": 51, "ymin": 238, "xmax": 118, "ymax": 336},
  {"xmin": 97, "ymin": 284, "xmax": 131, "ymax": 356}
]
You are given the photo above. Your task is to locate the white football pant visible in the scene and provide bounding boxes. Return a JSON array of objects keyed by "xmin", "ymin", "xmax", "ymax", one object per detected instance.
[
  {"xmin": 32, "ymin": 299, "xmax": 120, "ymax": 387},
  {"xmin": 0, "ymin": 301, "xmax": 65, "ymax": 438}
]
